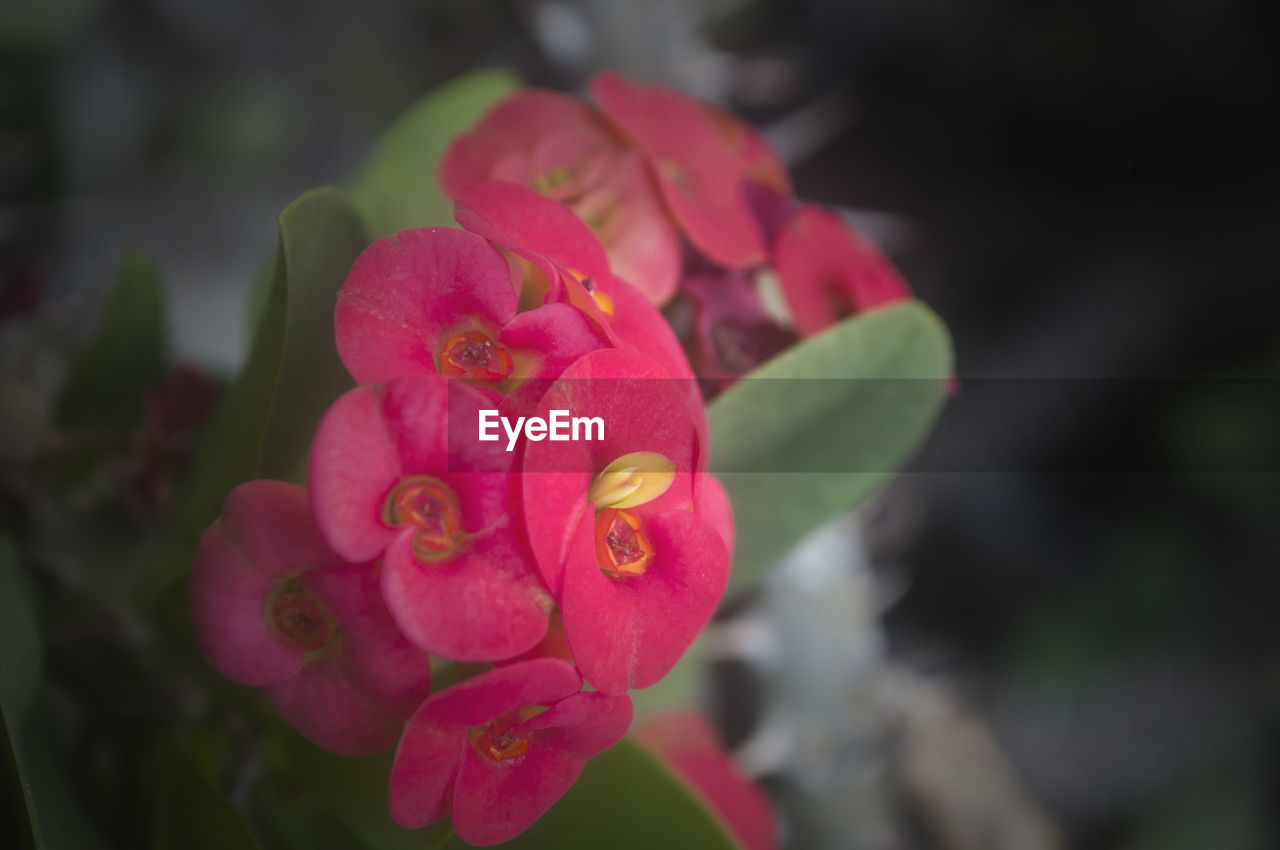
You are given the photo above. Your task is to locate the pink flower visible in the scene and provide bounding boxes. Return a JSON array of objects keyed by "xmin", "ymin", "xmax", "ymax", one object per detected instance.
[
  {"xmin": 773, "ymin": 204, "xmax": 912, "ymax": 337},
  {"xmin": 634, "ymin": 709, "xmax": 779, "ymax": 850},
  {"xmin": 521, "ymin": 349, "xmax": 730, "ymax": 694},
  {"xmin": 334, "ymin": 227, "xmax": 607, "ymax": 398},
  {"xmin": 455, "ymin": 182, "xmax": 705, "ymax": 436},
  {"xmin": 189, "ymin": 480, "xmax": 431, "ymax": 755},
  {"xmin": 702, "ymin": 100, "xmax": 792, "ymax": 199},
  {"xmin": 680, "ymin": 269, "xmax": 797, "ymax": 385},
  {"xmin": 388, "ymin": 658, "xmax": 632, "ymax": 846},
  {"xmin": 589, "ymin": 71, "xmax": 767, "ymax": 270},
  {"xmin": 439, "ymin": 89, "xmax": 681, "ymax": 304},
  {"xmin": 308, "ymin": 373, "xmax": 552, "ymax": 661}
]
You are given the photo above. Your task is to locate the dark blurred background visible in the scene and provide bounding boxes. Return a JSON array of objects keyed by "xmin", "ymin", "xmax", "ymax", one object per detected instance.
[{"xmin": 3, "ymin": 1, "xmax": 1279, "ymax": 848}]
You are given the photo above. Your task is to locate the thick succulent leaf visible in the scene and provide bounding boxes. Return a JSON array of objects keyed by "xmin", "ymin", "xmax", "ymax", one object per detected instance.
[
  {"xmin": 53, "ymin": 249, "xmax": 165, "ymax": 433},
  {"xmin": 708, "ymin": 301, "xmax": 953, "ymax": 592},
  {"xmin": 349, "ymin": 68, "xmax": 522, "ymax": 237},
  {"xmin": 258, "ymin": 187, "xmax": 368, "ymax": 481},
  {"xmin": 1, "ymin": 539, "xmax": 108, "ymax": 850},
  {"xmin": 139, "ymin": 188, "xmax": 368, "ymax": 600}
]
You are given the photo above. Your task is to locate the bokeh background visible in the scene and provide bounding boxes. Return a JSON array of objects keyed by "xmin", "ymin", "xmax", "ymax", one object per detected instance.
[{"xmin": 3, "ymin": 1, "xmax": 1278, "ymax": 848}]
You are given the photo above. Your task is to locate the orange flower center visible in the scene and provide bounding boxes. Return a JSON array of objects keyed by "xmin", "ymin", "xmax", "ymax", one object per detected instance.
[
  {"xmin": 469, "ymin": 706, "xmax": 546, "ymax": 762},
  {"xmin": 439, "ymin": 331, "xmax": 512, "ymax": 383},
  {"xmin": 594, "ymin": 509, "xmax": 654, "ymax": 578},
  {"xmin": 267, "ymin": 578, "xmax": 336, "ymax": 652},
  {"xmin": 384, "ymin": 476, "xmax": 464, "ymax": 561}
]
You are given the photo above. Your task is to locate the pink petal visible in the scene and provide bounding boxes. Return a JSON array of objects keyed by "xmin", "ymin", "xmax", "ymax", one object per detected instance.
[
  {"xmin": 380, "ymin": 525, "xmax": 552, "ymax": 662},
  {"xmin": 451, "ymin": 690, "xmax": 632, "ymax": 845},
  {"xmin": 304, "ymin": 563, "xmax": 432, "ymax": 721},
  {"xmin": 389, "ymin": 659, "xmax": 582, "ymax": 828},
  {"xmin": 606, "ymin": 275, "xmax": 708, "ymax": 456},
  {"xmin": 189, "ymin": 520, "xmax": 305, "ymax": 687},
  {"xmin": 310, "ymin": 376, "xmax": 511, "ymax": 563},
  {"xmin": 308, "ymin": 384, "xmax": 406, "ymax": 563},
  {"xmin": 452, "ymin": 739, "xmax": 585, "ymax": 846},
  {"xmin": 438, "ymin": 90, "xmax": 606, "ymax": 198},
  {"xmin": 523, "ymin": 690, "xmax": 633, "ymax": 759},
  {"xmin": 773, "ymin": 204, "xmax": 912, "ymax": 337},
  {"xmin": 263, "ymin": 658, "xmax": 399, "ymax": 757},
  {"xmin": 561, "ymin": 509, "xmax": 729, "ymax": 694},
  {"xmin": 521, "ymin": 349, "xmax": 703, "ymax": 593},
  {"xmin": 455, "ymin": 180, "xmax": 614, "ymax": 294},
  {"xmin": 334, "ymin": 227, "xmax": 516, "ymax": 385},
  {"xmin": 520, "ymin": 470, "xmax": 592, "ymax": 597},
  {"xmin": 589, "ymin": 72, "xmax": 765, "ymax": 269},
  {"xmin": 499, "ymin": 302, "xmax": 611, "ymax": 411},
  {"xmin": 219, "ymin": 479, "xmax": 334, "ymax": 574},
  {"xmin": 573, "ymin": 152, "xmax": 681, "ymax": 305},
  {"xmin": 696, "ymin": 474, "xmax": 735, "ymax": 557},
  {"xmin": 635, "ymin": 709, "xmax": 779, "ymax": 850},
  {"xmin": 702, "ymin": 102, "xmax": 792, "ymax": 197},
  {"xmin": 190, "ymin": 481, "xmax": 340, "ymax": 687}
]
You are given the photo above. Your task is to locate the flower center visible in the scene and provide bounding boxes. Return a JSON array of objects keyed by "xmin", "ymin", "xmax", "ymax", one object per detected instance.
[
  {"xmin": 594, "ymin": 509, "xmax": 654, "ymax": 578},
  {"xmin": 267, "ymin": 577, "xmax": 336, "ymax": 652},
  {"xmin": 531, "ymin": 166, "xmax": 572, "ymax": 196},
  {"xmin": 588, "ymin": 452, "xmax": 675, "ymax": 511},
  {"xmin": 439, "ymin": 331, "xmax": 512, "ymax": 383},
  {"xmin": 469, "ymin": 706, "xmax": 545, "ymax": 762},
  {"xmin": 384, "ymin": 476, "xmax": 464, "ymax": 561}
]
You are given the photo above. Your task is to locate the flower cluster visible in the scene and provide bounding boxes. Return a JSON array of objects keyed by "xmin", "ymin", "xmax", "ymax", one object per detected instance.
[
  {"xmin": 441, "ymin": 72, "xmax": 913, "ymax": 384},
  {"xmin": 189, "ymin": 79, "xmax": 771, "ymax": 842}
]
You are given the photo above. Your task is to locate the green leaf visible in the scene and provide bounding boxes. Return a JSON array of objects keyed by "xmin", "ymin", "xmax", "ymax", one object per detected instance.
[
  {"xmin": 0, "ymin": 540, "xmax": 39, "ymax": 723},
  {"xmin": 137, "ymin": 222, "xmax": 289, "ymax": 602},
  {"xmin": 439, "ymin": 740, "xmax": 739, "ymax": 850},
  {"xmin": 348, "ymin": 68, "xmax": 522, "ymax": 237},
  {"xmin": 0, "ymin": 539, "xmax": 109, "ymax": 850},
  {"xmin": 54, "ymin": 249, "xmax": 165, "ymax": 433},
  {"xmin": 708, "ymin": 301, "xmax": 953, "ymax": 592},
  {"xmin": 139, "ymin": 189, "xmax": 369, "ymax": 600},
  {"xmin": 258, "ymin": 188, "xmax": 368, "ymax": 481},
  {"xmin": 256, "ymin": 720, "xmax": 448, "ymax": 850},
  {"xmin": 148, "ymin": 736, "xmax": 262, "ymax": 850}
]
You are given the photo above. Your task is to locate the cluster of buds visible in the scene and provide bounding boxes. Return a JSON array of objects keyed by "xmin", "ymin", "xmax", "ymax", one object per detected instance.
[
  {"xmin": 189, "ymin": 70, "xmax": 906, "ymax": 847},
  {"xmin": 441, "ymin": 72, "xmax": 913, "ymax": 384}
]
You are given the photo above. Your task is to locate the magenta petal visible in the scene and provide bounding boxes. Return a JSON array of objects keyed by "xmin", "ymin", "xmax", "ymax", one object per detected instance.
[
  {"xmin": 189, "ymin": 522, "xmax": 304, "ymax": 687},
  {"xmin": 607, "ymin": 276, "xmax": 707, "ymax": 454},
  {"xmin": 521, "ymin": 470, "xmax": 592, "ymax": 598},
  {"xmin": 696, "ymin": 474, "xmax": 735, "ymax": 557},
  {"xmin": 263, "ymin": 659, "xmax": 399, "ymax": 757},
  {"xmin": 190, "ymin": 481, "xmax": 338, "ymax": 687},
  {"xmin": 635, "ymin": 709, "xmax": 779, "ymax": 850},
  {"xmin": 380, "ymin": 526, "xmax": 551, "ymax": 661},
  {"xmin": 523, "ymin": 691, "xmax": 633, "ymax": 759},
  {"xmin": 438, "ymin": 89, "xmax": 603, "ymax": 198},
  {"xmin": 389, "ymin": 659, "xmax": 581, "ymax": 828},
  {"xmin": 589, "ymin": 72, "xmax": 765, "ymax": 269},
  {"xmin": 334, "ymin": 227, "xmax": 516, "ymax": 385},
  {"xmin": 455, "ymin": 181, "xmax": 614, "ymax": 294},
  {"xmin": 308, "ymin": 384, "xmax": 405, "ymax": 562},
  {"xmin": 588, "ymin": 152, "xmax": 681, "ymax": 305},
  {"xmin": 562, "ymin": 510, "xmax": 729, "ymax": 694},
  {"xmin": 304, "ymin": 564, "xmax": 432, "ymax": 720},
  {"xmin": 452, "ymin": 737, "xmax": 585, "ymax": 846},
  {"xmin": 499, "ymin": 302, "xmax": 609, "ymax": 411},
  {"xmin": 522, "ymin": 348, "xmax": 700, "ymax": 513},
  {"xmin": 774, "ymin": 204, "xmax": 912, "ymax": 337},
  {"xmin": 219, "ymin": 479, "xmax": 334, "ymax": 575}
]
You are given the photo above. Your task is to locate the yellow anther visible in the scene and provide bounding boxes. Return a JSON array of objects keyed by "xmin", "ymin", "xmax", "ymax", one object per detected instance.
[{"xmin": 588, "ymin": 452, "xmax": 675, "ymax": 511}]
